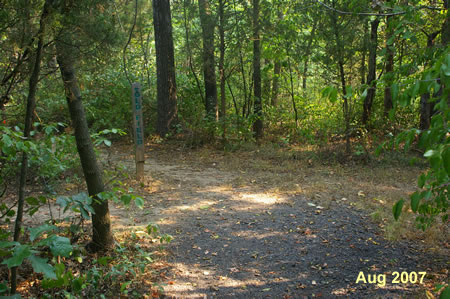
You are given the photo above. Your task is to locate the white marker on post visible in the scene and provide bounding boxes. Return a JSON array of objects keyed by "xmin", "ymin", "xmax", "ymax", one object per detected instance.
[{"xmin": 132, "ymin": 82, "xmax": 145, "ymax": 180}]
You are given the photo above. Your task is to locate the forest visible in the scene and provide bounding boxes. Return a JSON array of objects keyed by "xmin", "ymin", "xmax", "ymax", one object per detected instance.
[{"xmin": 0, "ymin": 0, "xmax": 449, "ymax": 297}]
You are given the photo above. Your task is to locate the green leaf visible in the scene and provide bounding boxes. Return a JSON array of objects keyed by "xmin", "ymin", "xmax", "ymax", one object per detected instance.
[
  {"xmin": 374, "ymin": 144, "xmax": 383, "ymax": 156},
  {"xmin": 442, "ymin": 146, "xmax": 450, "ymax": 175},
  {"xmin": 0, "ymin": 241, "xmax": 19, "ymax": 249},
  {"xmin": 321, "ymin": 86, "xmax": 338, "ymax": 103},
  {"xmin": 393, "ymin": 199, "xmax": 404, "ymax": 220},
  {"xmin": 391, "ymin": 83, "xmax": 398, "ymax": 102},
  {"xmin": 97, "ymin": 256, "xmax": 112, "ymax": 266},
  {"xmin": 418, "ymin": 174, "xmax": 426, "ymax": 188},
  {"xmin": 49, "ymin": 236, "xmax": 72, "ymax": 257},
  {"xmin": 410, "ymin": 192, "xmax": 421, "ymax": 213},
  {"xmin": 0, "ymin": 282, "xmax": 7, "ymax": 294},
  {"xmin": 54, "ymin": 262, "xmax": 66, "ymax": 278},
  {"xmin": 25, "ymin": 197, "xmax": 40, "ymax": 206},
  {"xmin": 2, "ymin": 245, "xmax": 32, "ymax": 268},
  {"xmin": 28, "ymin": 255, "xmax": 56, "ymax": 279},
  {"xmin": 2, "ymin": 134, "xmax": 12, "ymax": 147},
  {"xmin": 29, "ymin": 224, "xmax": 57, "ymax": 242},
  {"xmin": 71, "ymin": 277, "xmax": 85, "ymax": 293},
  {"xmin": 72, "ymin": 192, "xmax": 89, "ymax": 202},
  {"xmin": 440, "ymin": 286, "xmax": 450, "ymax": 299},
  {"xmin": 104, "ymin": 140, "xmax": 112, "ymax": 147},
  {"xmin": 361, "ymin": 88, "xmax": 368, "ymax": 99},
  {"xmin": 121, "ymin": 281, "xmax": 131, "ymax": 293},
  {"xmin": 120, "ymin": 194, "xmax": 132, "ymax": 205},
  {"xmin": 134, "ymin": 197, "xmax": 144, "ymax": 209}
]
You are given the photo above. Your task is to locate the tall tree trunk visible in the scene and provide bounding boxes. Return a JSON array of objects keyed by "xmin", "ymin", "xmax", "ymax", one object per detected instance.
[
  {"xmin": 287, "ymin": 57, "xmax": 298, "ymax": 128},
  {"xmin": 383, "ymin": 12, "xmax": 394, "ymax": 118},
  {"xmin": 218, "ymin": 0, "xmax": 227, "ymax": 138},
  {"xmin": 339, "ymin": 60, "xmax": 350, "ymax": 155},
  {"xmin": 199, "ymin": 0, "xmax": 218, "ymax": 120},
  {"xmin": 360, "ymin": 20, "xmax": 368, "ymax": 85},
  {"xmin": 332, "ymin": 9, "xmax": 350, "ymax": 154},
  {"xmin": 362, "ymin": 18, "xmax": 380, "ymax": 125},
  {"xmin": 11, "ymin": 0, "xmax": 51, "ymax": 293},
  {"xmin": 56, "ymin": 34, "xmax": 114, "ymax": 252},
  {"xmin": 271, "ymin": 61, "xmax": 281, "ymax": 106},
  {"xmin": 153, "ymin": 0, "xmax": 177, "ymax": 136},
  {"xmin": 252, "ymin": 0, "xmax": 263, "ymax": 139}
]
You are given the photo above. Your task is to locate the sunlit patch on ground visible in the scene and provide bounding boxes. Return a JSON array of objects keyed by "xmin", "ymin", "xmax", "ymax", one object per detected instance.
[{"xmin": 238, "ymin": 192, "xmax": 286, "ymax": 205}]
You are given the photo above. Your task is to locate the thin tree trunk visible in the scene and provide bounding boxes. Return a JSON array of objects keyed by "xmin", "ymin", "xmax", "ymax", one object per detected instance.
[
  {"xmin": 11, "ymin": 0, "xmax": 51, "ymax": 293},
  {"xmin": 383, "ymin": 13, "xmax": 394, "ymax": 118},
  {"xmin": 252, "ymin": 0, "xmax": 263, "ymax": 139},
  {"xmin": 362, "ymin": 18, "xmax": 380, "ymax": 125},
  {"xmin": 56, "ymin": 33, "xmax": 114, "ymax": 252},
  {"xmin": 153, "ymin": 0, "xmax": 177, "ymax": 136},
  {"xmin": 287, "ymin": 57, "xmax": 298, "ymax": 128},
  {"xmin": 199, "ymin": 0, "xmax": 218, "ymax": 120},
  {"xmin": 332, "ymin": 8, "xmax": 350, "ymax": 154},
  {"xmin": 219, "ymin": 0, "xmax": 227, "ymax": 139},
  {"xmin": 360, "ymin": 20, "xmax": 368, "ymax": 85}
]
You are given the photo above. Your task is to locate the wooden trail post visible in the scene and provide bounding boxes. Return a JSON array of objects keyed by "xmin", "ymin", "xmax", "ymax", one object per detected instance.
[{"xmin": 132, "ymin": 82, "xmax": 145, "ymax": 180}]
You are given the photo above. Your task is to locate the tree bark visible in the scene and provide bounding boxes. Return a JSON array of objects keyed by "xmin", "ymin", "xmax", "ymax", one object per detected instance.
[
  {"xmin": 287, "ymin": 57, "xmax": 298, "ymax": 128},
  {"xmin": 199, "ymin": 0, "xmax": 218, "ymax": 120},
  {"xmin": 362, "ymin": 18, "xmax": 380, "ymax": 125},
  {"xmin": 56, "ymin": 33, "xmax": 114, "ymax": 252},
  {"xmin": 11, "ymin": 0, "xmax": 52, "ymax": 293},
  {"xmin": 331, "ymin": 8, "xmax": 350, "ymax": 154},
  {"xmin": 383, "ymin": 13, "xmax": 394, "ymax": 118},
  {"xmin": 360, "ymin": 20, "xmax": 368, "ymax": 85},
  {"xmin": 218, "ymin": 0, "xmax": 227, "ymax": 138},
  {"xmin": 153, "ymin": 0, "xmax": 177, "ymax": 136},
  {"xmin": 252, "ymin": 0, "xmax": 263, "ymax": 139}
]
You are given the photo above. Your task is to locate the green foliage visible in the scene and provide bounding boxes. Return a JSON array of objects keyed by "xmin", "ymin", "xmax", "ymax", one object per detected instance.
[{"xmin": 387, "ymin": 52, "xmax": 449, "ymax": 229}]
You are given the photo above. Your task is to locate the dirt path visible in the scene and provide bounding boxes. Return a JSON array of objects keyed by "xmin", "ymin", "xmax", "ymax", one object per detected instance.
[{"xmin": 110, "ymin": 145, "xmax": 448, "ymax": 298}]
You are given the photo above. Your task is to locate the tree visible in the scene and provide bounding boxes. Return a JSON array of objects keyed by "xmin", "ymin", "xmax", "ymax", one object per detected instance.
[
  {"xmin": 11, "ymin": 0, "xmax": 52, "ymax": 293},
  {"xmin": 383, "ymin": 1, "xmax": 394, "ymax": 118},
  {"xmin": 153, "ymin": 0, "xmax": 177, "ymax": 137},
  {"xmin": 362, "ymin": 18, "xmax": 380, "ymax": 125},
  {"xmin": 218, "ymin": 0, "xmax": 227, "ymax": 138},
  {"xmin": 199, "ymin": 0, "xmax": 218, "ymax": 120},
  {"xmin": 56, "ymin": 31, "xmax": 114, "ymax": 251},
  {"xmin": 252, "ymin": 0, "xmax": 263, "ymax": 139}
]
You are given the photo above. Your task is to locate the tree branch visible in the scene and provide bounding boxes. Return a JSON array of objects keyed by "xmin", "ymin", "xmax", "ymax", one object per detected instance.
[{"xmin": 315, "ymin": 0, "xmax": 445, "ymax": 17}]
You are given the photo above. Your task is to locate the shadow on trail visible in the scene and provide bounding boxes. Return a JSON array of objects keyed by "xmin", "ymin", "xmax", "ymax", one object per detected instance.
[
  {"xmin": 150, "ymin": 192, "xmax": 440, "ymax": 298},
  {"xmin": 112, "ymin": 151, "xmax": 446, "ymax": 298}
]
